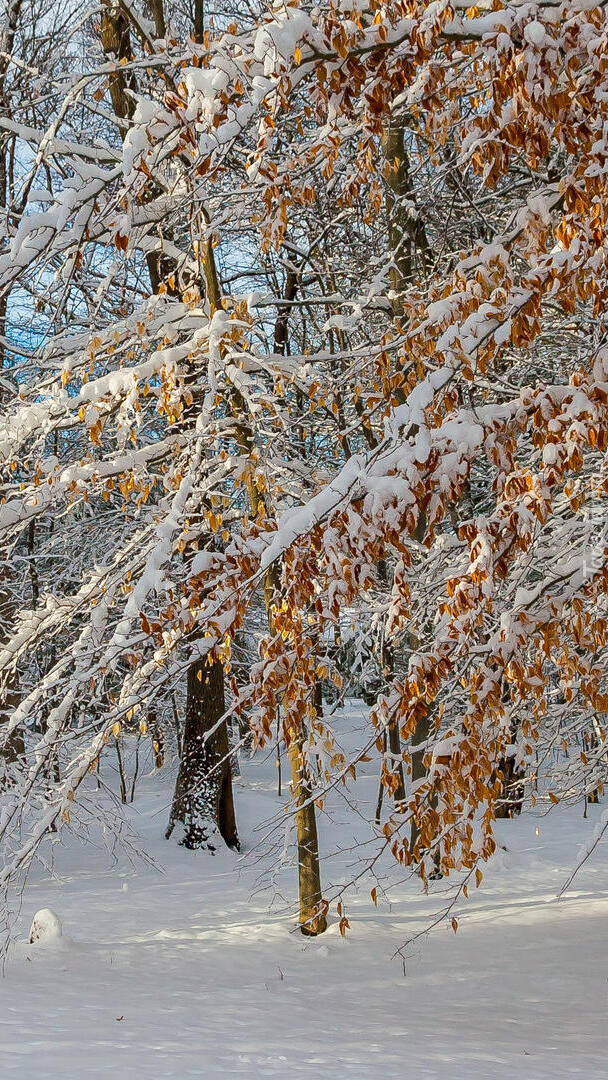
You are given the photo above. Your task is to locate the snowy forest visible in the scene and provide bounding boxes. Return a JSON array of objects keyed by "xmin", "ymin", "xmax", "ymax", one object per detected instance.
[{"xmin": 0, "ymin": 0, "xmax": 607, "ymax": 1076}]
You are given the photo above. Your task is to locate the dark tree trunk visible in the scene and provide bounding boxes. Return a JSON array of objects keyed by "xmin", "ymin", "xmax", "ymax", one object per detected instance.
[
  {"xmin": 495, "ymin": 740, "xmax": 526, "ymax": 819},
  {"xmin": 0, "ymin": 670, "xmax": 24, "ymax": 786},
  {"xmin": 100, "ymin": 1, "xmax": 135, "ymax": 125},
  {"xmin": 409, "ymin": 705, "xmax": 432, "ymax": 857},
  {"xmin": 383, "ymin": 636, "xmax": 406, "ymax": 808},
  {"xmin": 148, "ymin": 706, "xmax": 164, "ymax": 769},
  {"xmin": 381, "ymin": 112, "xmax": 429, "ymax": 309},
  {"xmin": 166, "ymin": 656, "xmax": 239, "ymax": 851},
  {"xmin": 583, "ymin": 726, "xmax": 601, "ymax": 806},
  {"xmin": 0, "ymin": 572, "xmax": 24, "ymax": 787}
]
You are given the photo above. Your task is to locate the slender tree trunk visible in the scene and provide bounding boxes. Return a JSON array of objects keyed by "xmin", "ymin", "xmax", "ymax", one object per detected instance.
[
  {"xmin": 372, "ymin": 120, "xmax": 430, "ymax": 824},
  {"xmin": 380, "ymin": 111, "xmax": 435, "ymax": 854},
  {"xmin": 495, "ymin": 733, "xmax": 526, "ymax": 818},
  {"xmin": 148, "ymin": 705, "xmax": 164, "ymax": 769},
  {"xmin": 264, "ymin": 573, "xmax": 326, "ymax": 935},
  {"xmin": 582, "ymin": 722, "xmax": 604, "ymax": 806},
  {"xmin": 0, "ymin": 568, "xmax": 24, "ymax": 787},
  {"xmin": 264, "ymin": 256, "xmax": 326, "ymax": 931},
  {"xmin": 409, "ymin": 706, "xmax": 432, "ymax": 857},
  {"xmin": 379, "ymin": 583, "xmax": 405, "ymax": 811},
  {"xmin": 381, "ymin": 111, "xmax": 429, "ymax": 311},
  {"xmin": 287, "ymin": 727, "xmax": 326, "ymax": 935}
]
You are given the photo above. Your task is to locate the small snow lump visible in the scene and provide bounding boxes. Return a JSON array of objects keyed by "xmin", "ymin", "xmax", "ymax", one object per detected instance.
[{"xmin": 29, "ymin": 908, "xmax": 62, "ymax": 944}]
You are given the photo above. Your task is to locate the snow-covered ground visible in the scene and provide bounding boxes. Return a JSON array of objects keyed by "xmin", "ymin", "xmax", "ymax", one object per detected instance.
[{"xmin": 1, "ymin": 708, "xmax": 607, "ymax": 1079}]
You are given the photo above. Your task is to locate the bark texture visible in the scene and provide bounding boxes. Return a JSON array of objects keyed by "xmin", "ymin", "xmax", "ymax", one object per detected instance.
[
  {"xmin": 381, "ymin": 113, "xmax": 429, "ymax": 307},
  {"xmin": 494, "ymin": 736, "xmax": 525, "ymax": 819},
  {"xmin": 0, "ymin": 567, "xmax": 23, "ymax": 786},
  {"xmin": 166, "ymin": 657, "xmax": 239, "ymax": 850},
  {"xmin": 265, "ymin": 567, "xmax": 326, "ymax": 936},
  {"xmin": 287, "ymin": 725, "xmax": 327, "ymax": 936}
]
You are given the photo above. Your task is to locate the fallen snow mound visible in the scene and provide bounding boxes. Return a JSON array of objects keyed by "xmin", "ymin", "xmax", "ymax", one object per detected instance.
[{"xmin": 29, "ymin": 908, "xmax": 62, "ymax": 944}]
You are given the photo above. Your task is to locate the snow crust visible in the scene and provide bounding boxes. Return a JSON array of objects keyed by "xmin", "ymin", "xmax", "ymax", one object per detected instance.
[{"xmin": 3, "ymin": 708, "xmax": 607, "ymax": 1079}]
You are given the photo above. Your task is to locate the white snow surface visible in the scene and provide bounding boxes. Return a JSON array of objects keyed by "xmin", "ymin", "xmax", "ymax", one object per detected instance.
[{"xmin": 2, "ymin": 705, "xmax": 607, "ymax": 1078}]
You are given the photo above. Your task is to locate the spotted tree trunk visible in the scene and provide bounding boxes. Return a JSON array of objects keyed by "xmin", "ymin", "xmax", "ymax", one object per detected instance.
[{"xmin": 166, "ymin": 656, "xmax": 239, "ymax": 851}]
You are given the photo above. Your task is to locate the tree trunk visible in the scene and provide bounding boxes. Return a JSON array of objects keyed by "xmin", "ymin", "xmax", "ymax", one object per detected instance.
[
  {"xmin": 97, "ymin": 2, "xmax": 239, "ymax": 851},
  {"xmin": 287, "ymin": 724, "xmax": 326, "ymax": 936},
  {"xmin": 409, "ymin": 706, "xmax": 432, "ymax": 856},
  {"xmin": 381, "ymin": 112, "xmax": 429, "ymax": 309},
  {"xmin": 166, "ymin": 656, "xmax": 239, "ymax": 850},
  {"xmin": 0, "ymin": 569, "xmax": 24, "ymax": 787},
  {"xmin": 380, "ymin": 605, "xmax": 405, "ymax": 811},
  {"xmin": 265, "ymin": 566, "xmax": 326, "ymax": 936},
  {"xmin": 0, "ymin": 675, "xmax": 24, "ymax": 787},
  {"xmin": 495, "ymin": 737, "xmax": 526, "ymax": 818},
  {"xmin": 100, "ymin": 1, "xmax": 135, "ymax": 125}
]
